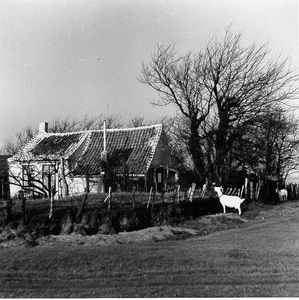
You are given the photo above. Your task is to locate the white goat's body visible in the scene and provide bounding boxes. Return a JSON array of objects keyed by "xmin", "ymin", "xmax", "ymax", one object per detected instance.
[
  {"xmin": 214, "ymin": 186, "xmax": 245, "ymax": 215},
  {"xmin": 276, "ymin": 188, "xmax": 288, "ymax": 201}
]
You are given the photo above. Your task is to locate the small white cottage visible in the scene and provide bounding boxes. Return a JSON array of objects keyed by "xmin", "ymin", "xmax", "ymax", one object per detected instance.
[{"xmin": 8, "ymin": 122, "xmax": 178, "ymax": 199}]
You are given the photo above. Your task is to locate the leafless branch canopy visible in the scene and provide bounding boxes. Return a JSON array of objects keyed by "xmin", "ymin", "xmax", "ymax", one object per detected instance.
[{"xmin": 140, "ymin": 27, "xmax": 299, "ymax": 182}]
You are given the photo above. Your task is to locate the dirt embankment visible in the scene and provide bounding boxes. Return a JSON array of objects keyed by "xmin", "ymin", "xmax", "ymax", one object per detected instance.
[{"xmin": 1, "ymin": 198, "xmax": 298, "ymax": 248}]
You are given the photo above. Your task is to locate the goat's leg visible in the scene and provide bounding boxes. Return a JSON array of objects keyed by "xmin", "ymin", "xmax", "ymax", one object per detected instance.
[
  {"xmin": 222, "ymin": 204, "xmax": 226, "ymax": 214},
  {"xmin": 238, "ymin": 207, "xmax": 241, "ymax": 215}
]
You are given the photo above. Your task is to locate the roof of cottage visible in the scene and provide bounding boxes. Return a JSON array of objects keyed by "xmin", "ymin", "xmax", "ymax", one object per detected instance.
[
  {"xmin": 73, "ymin": 124, "xmax": 162, "ymax": 175},
  {"xmin": 9, "ymin": 124, "xmax": 164, "ymax": 175},
  {"xmin": 9, "ymin": 131, "xmax": 89, "ymax": 162}
]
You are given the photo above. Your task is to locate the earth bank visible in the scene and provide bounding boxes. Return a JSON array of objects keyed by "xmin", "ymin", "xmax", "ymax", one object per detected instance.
[{"xmin": 0, "ymin": 194, "xmax": 296, "ymax": 248}]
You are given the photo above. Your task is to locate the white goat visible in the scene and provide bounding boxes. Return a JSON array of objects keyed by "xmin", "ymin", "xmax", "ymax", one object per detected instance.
[
  {"xmin": 276, "ymin": 188, "xmax": 288, "ymax": 201},
  {"xmin": 214, "ymin": 186, "xmax": 245, "ymax": 215}
]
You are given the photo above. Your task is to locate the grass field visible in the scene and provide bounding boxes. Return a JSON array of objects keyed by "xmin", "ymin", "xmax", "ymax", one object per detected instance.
[{"xmin": 1, "ymin": 201, "xmax": 299, "ymax": 297}]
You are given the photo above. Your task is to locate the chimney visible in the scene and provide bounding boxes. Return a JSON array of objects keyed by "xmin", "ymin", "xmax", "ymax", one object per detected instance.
[{"xmin": 39, "ymin": 122, "xmax": 48, "ymax": 133}]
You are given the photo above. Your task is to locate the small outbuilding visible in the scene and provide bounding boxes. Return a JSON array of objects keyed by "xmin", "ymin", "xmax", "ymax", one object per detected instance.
[{"xmin": 8, "ymin": 122, "xmax": 178, "ymax": 198}]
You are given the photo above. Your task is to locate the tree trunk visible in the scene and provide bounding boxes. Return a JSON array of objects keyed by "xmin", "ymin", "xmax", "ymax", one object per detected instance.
[
  {"xmin": 214, "ymin": 119, "xmax": 229, "ymax": 184},
  {"xmin": 187, "ymin": 114, "xmax": 205, "ymax": 181}
]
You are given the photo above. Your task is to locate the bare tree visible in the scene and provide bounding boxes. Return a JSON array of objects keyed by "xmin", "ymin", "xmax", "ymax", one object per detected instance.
[
  {"xmin": 49, "ymin": 114, "xmax": 123, "ymax": 132},
  {"xmin": 139, "ymin": 44, "xmax": 211, "ymax": 180},
  {"xmin": 1, "ymin": 114, "xmax": 124, "ymax": 155},
  {"xmin": 0, "ymin": 125, "xmax": 37, "ymax": 155},
  {"xmin": 127, "ymin": 116, "xmax": 152, "ymax": 128},
  {"xmin": 202, "ymin": 29, "xmax": 299, "ymax": 182},
  {"xmin": 265, "ymin": 109, "xmax": 299, "ymax": 181},
  {"xmin": 140, "ymin": 27, "xmax": 299, "ymax": 183}
]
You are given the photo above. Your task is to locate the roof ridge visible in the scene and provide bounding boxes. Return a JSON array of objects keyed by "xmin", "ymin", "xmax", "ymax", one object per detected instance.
[
  {"xmin": 9, "ymin": 132, "xmax": 48, "ymax": 161},
  {"xmin": 104, "ymin": 123, "xmax": 162, "ymax": 133},
  {"xmin": 64, "ymin": 132, "xmax": 90, "ymax": 159},
  {"xmin": 145, "ymin": 124, "xmax": 163, "ymax": 171},
  {"xmin": 77, "ymin": 131, "xmax": 92, "ymax": 158},
  {"xmin": 39, "ymin": 123, "xmax": 163, "ymax": 135}
]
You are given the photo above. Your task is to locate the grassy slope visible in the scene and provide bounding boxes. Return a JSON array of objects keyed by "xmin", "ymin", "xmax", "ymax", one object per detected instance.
[{"xmin": 1, "ymin": 203, "xmax": 299, "ymax": 297}]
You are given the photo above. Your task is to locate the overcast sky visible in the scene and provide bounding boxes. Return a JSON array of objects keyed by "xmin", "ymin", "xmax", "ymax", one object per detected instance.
[{"xmin": 0, "ymin": 0, "xmax": 298, "ymax": 148}]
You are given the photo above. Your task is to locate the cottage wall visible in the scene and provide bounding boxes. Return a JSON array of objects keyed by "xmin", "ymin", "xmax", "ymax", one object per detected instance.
[
  {"xmin": 68, "ymin": 177, "xmax": 87, "ymax": 195},
  {"xmin": 9, "ymin": 163, "xmax": 22, "ymax": 198},
  {"xmin": 9, "ymin": 160, "xmax": 103, "ymax": 198},
  {"xmin": 68, "ymin": 175, "xmax": 102, "ymax": 195},
  {"xmin": 147, "ymin": 136, "xmax": 178, "ymax": 191},
  {"xmin": 150, "ymin": 137, "xmax": 173, "ymax": 169},
  {"xmin": 8, "ymin": 161, "xmax": 48, "ymax": 198}
]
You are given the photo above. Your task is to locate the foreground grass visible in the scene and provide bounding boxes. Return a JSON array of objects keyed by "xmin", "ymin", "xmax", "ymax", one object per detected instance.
[{"xmin": 1, "ymin": 212, "xmax": 299, "ymax": 297}]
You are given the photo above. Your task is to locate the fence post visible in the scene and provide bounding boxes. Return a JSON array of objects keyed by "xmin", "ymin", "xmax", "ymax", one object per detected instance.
[
  {"xmin": 132, "ymin": 186, "xmax": 136, "ymax": 211},
  {"xmin": 257, "ymin": 180, "xmax": 263, "ymax": 200},
  {"xmin": 103, "ymin": 187, "xmax": 112, "ymax": 212},
  {"xmin": 108, "ymin": 187, "xmax": 112, "ymax": 212},
  {"xmin": 49, "ymin": 194, "xmax": 54, "ymax": 220},
  {"xmin": 255, "ymin": 182, "xmax": 259, "ymax": 200},
  {"xmin": 189, "ymin": 183, "xmax": 196, "ymax": 202},
  {"xmin": 249, "ymin": 181, "xmax": 253, "ymax": 200},
  {"xmin": 244, "ymin": 177, "xmax": 249, "ymax": 199},
  {"xmin": 147, "ymin": 187, "xmax": 153, "ymax": 210},
  {"xmin": 161, "ymin": 188, "xmax": 166, "ymax": 203},
  {"xmin": 226, "ymin": 188, "xmax": 231, "ymax": 195},
  {"xmin": 240, "ymin": 185, "xmax": 244, "ymax": 198}
]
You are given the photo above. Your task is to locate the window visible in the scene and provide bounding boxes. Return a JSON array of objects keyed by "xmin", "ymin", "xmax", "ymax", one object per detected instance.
[
  {"xmin": 42, "ymin": 164, "xmax": 55, "ymax": 185},
  {"xmin": 157, "ymin": 172, "xmax": 162, "ymax": 183},
  {"xmin": 22, "ymin": 165, "xmax": 35, "ymax": 187},
  {"xmin": 42, "ymin": 165, "xmax": 55, "ymax": 176}
]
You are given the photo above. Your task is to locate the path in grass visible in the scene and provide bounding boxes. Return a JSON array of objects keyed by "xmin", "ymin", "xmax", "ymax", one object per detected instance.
[{"xmin": 1, "ymin": 206, "xmax": 299, "ymax": 297}]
